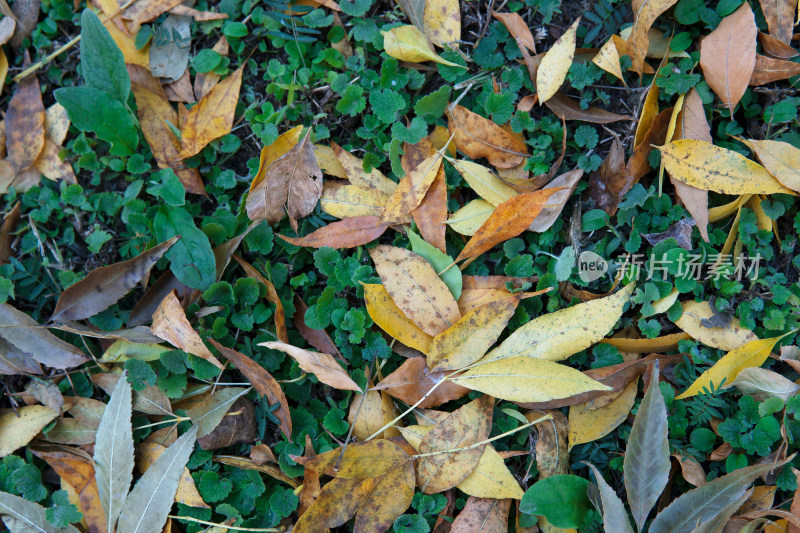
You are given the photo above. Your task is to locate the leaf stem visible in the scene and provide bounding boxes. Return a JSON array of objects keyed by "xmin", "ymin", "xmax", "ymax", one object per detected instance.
[{"xmin": 168, "ymin": 516, "xmax": 282, "ymax": 532}]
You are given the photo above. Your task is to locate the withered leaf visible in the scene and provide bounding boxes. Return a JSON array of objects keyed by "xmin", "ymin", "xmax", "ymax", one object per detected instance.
[
  {"xmin": 447, "ymin": 105, "xmax": 528, "ymax": 169},
  {"xmin": 451, "ymin": 497, "xmax": 511, "ymax": 533},
  {"xmin": 260, "ymin": 341, "xmax": 361, "ymax": 391},
  {"xmin": 544, "ymin": 91, "xmax": 632, "ymax": 123},
  {"xmin": 5, "ymin": 73, "xmax": 45, "ymax": 174},
  {"xmin": 279, "ymin": 216, "xmax": 390, "ymax": 249},
  {"xmin": 293, "ymin": 294, "xmax": 343, "ymax": 360},
  {"xmin": 232, "ymin": 255, "xmax": 288, "ymax": 343},
  {"xmin": 373, "ymin": 357, "xmax": 471, "ymax": 408},
  {"xmin": 749, "ymin": 53, "xmax": 800, "ymax": 85},
  {"xmin": 196, "ymin": 397, "xmax": 257, "ymax": 450},
  {"xmin": 0, "ymin": 303, "xmax": 88, "ymax": 369},
  {"xmin": 589, "ymin": 136, "xmax": 627, "ymax": 215},
  {"xmin": 151, "ymin": 291, "xmax": 224, "ymax": 369}
]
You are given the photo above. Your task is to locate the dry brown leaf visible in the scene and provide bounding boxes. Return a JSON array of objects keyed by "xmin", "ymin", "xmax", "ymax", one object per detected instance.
[
  {"xmin": 759, "ymin": 31, "xmax": 800, "ymax": 59},
  {"xmin": 231, "ymin": 255, "xmax": 287, "ymax": 343},
  {"xmin": 279, "ymin": 216, "xmax": 390, "ymax": 249},
  {"xmin": 196, "ymin": 396, "xmax": 258, "ymax": 450},
  {"xmin": 33, "ymin": 139, "xmax": 76, "ymax": 184},
  {"xmin": 292, "ymin": 294, "xmax": 343, "ymax": 361},
  {"xmin": 625, "ymin": 106, "xmax": 672, "ymax": 198},
  {"xmin": 527, "ymin": 409, "xmax": 569, "ymax": 477},
  {"xmin": 589, "ymin": 136, "xmax": 626, "ymax": 215},
  {"xmin": 447, "ymin": 104, "xmax": 528, "ymax": 169},
  {"xmin": 193, "ymin": 37, "xmax": 229, "ymax": 100},
  {"xmin": 626, "ymin": 0, "xmax": 679, "ymax": 74},
  {"xmin": 374, "ymin": 356, "xmax": 470, "ymax": 408},
  {"xmin": 451, "ymin": 497, "xmax": 511, "ymax": 532},
  {"xmin": 5, "ymin": 73, "xmax": 44, "ymax": 176},
  {"xmin": 406, "ymin": 139, "xmax": 447, "ymax": 253},
  {"xmin": 760, "ymin": 0, "xmax": 797, "ymax": 44},
  {"xmin": 699, "ymin": 2, "xmax": 757, "ymax": 110},
  {"xmin": 749, "ymin": 53, "xmax": 800, "ymax": 85},
  {"xmin": 260, "ymin": 341, "xmax": 361, "ymax": 391},
  {"xmin": 151, "ymin": 291, "xmax": 224, "ymax": 369},
  {"xmin": 544, "ymin": 91, "xmax": 632, "ymax": 122}
]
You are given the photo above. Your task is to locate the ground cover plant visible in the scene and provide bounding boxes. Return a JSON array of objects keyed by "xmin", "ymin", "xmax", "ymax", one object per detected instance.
[{"xmin": 2, "ymin": 0, "xmax": 800, "ymax": 531}]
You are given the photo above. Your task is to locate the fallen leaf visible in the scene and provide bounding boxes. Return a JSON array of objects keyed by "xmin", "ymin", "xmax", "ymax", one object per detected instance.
[
  {"xmin": 642, "ymin": 217, "xmax": 694, "ymax": 249},
  {"xmin": 407, "ymin": 228, "xmax": 461, "ymax": 299},
  {"xmin": 231, "ymin": 255, "xmax": 287, "ymax": 343},
  {"xmin": 43, "ymin": 418, "xmax": 98, "ymax": 445},
  {"xmin": 457, "ymin": 275, "xmax": 539, "ymax": 313},
  {"xmin": 209, "ymin": 339, "xmax": 292, "ymax": 439},
  {"xmin": 137, "ymin": 442, "xmax": 208, "ymax": 508},
  {"xmin": 213, "ymin": 456, "xmax": 299, "ymax": 488},
  {"xmin": 626, "ymin": 107, "xmax": 673, "ymax": 198},
  {"xmin": 528, "ymin": 168, "xmax": 583, "ymax": 232},
  {"xmin": 626, "ymin": 0, "xmax": 679, "ymax": 74},
  {"xmin": 674, "ymin": 300, "xmax": 758, "ymax": 351},
  {"xmin": 332, "ymin": 142, "xmax": 397, "ymax": 195},
  {"xmin": 592, "ymin": 37, "xmax": 625, "ymax": 83},
  {"xmin": 52, "ymin": 237, "xmax": 178, "ymax": 322},
  {"xmin": 33, "ymin": 138, "xmax": 76, "ymax": 184},
  {"xmin": 5, "ymin": 72, "xmax": 45, "ymax": 175},
  {"xmin": 149, "ymin": 15, "xmax": 190, "ymax": 82},
  {"xmin": 658, "ymin": 139, "xmax": 794, "ymax": 195},
  {"xmin": 382, "ymin": 25, "xmax": 463, "ymax": 66},
  {"xmin": 249, "ymin": 126, "xmax": 303, "ymax": 191},
  {"xmin": 427, "ymin": 295, "xmax": 520, "ymax": 371},
  {"xmin": 293, "ymin": 294, "xmax": 344, "ymax": 360},
  {"xmin": 363, "ymin": 283, "xmax": 433, "ymax": 353},
  {"xmin": 320, "ymin": 181, "xmax": 393, "ymax": 219},
  {"xmin": 759, "ymin": 30, "xmax": 800, "ymax": 59},
  {"xmin": 382, "ymin": 153, "xmax": 443, "ymax": 221},
  {"xmin": 493, "ymin": 11, "xmax": 537, "ymax": 81},
  {"xmin": 92, "ymin": 374, "xmax": 172, "ymax": 417},
  {"xmin": 536, "ymin": 18, "xmax": 580, "ymax": 103},
  {"xmin": 750, "ymin": 54, "xmax": 800, "ymax": 85},
  {"xmin": 404, "ymin": 138, "xmax": 447, "ymax": 252},
  {"xmin": 589, "ymin": 136, "xmax": 627, "ymax": 215},
  {"xmin": 196, "ymin": 396, "xmax": 257, "ymax": 450},
  {"xmin": 67, "ymin": 397, "xmax": 106, "ymax": 429},
  {"xmin": 738, "ymin": 138, "xmax": 800, "ymax": 192},
  {"xmin": 279, "ymin": 216, "xmax": 390, "ymax": 249},
  {"xmin": 677, "ymin": 332, "xmax": 794, "ymax": 399},
  {"xmin": 186, "ymin": 387, "xmax": 250, "ymax": 438},
  {"xmin": 699, "ymin": 2, "xmax": 757, "ymax": 110},
  {"xmin": 151, "ymin": 291, "xmax": 225, "ymax": 369},
  {"xmin": 348, "ymin": 390, "xmax": 399, "ymax": 440},
  {"xmin": 247, "ymin": 131, "xmax": 323, "ymax": 225},
  {"xmin": 178, "ymin": 66, "xmax": 242, "ymax": 159},
  {"xmin": 369, "ymin": 245, "xmax": 461, "ymax": 336},
  {"xmin": 544, "ymin": 91, "xmax": 633, "ymax": 123},
  {"xmin": 193, "ymin": 37, "xmax": 229, "ymax": 100},
  {"xmin": 0, "ymin": 405, "xmax": 58, "ymax": 458},
  {"xmin": 728, "ymin": 367, "xmax": 800, "ymax": 401},
  {"xmin": 260, "ymin": 341, "xmax": 361, "ymax": 391},
  {"xmin": 374, "ymin": 356, "xmax": 470, "ymax": 408},
  {"xmin": 447, "ymin": 105, "xmax": 528, "ymax": 169},
  {"xmin": 585, "ymin": 462, "xmax": 635, "ymax": 533},
  {"xmin": 0, "ymin": 303, "xmax": 88, "ymax": 369},
  {"xmin": 451, "ymin": 497, "xmax": 511, "ymax": 532},
  {"xmin": 25, "ymin": 380, "xmax": 64, "ymax": 413},
  {"xmin": 526, "ymin": 409, "xmax": 569, "ymax": 477},
  {"xmin": 422, "ymin": 0, "xmax": 459, "ymax": 47},
  {"xmin": 568, "ymin": 378, "xmax": 637, "ymax": 449},
  {"xmin": 447, "ymin": 199, "xmax": 495, "ymax": 236},
  {"xmin": 760, "ymin": 0, "xmax": 796, "ymax": 44},
  {"xmin": 447, "ymin": 158, "xmax": 518, "ymax": 206},
  {"xmin": 169, "ymin": 4, "xmax": 228, "ymax": 21}
]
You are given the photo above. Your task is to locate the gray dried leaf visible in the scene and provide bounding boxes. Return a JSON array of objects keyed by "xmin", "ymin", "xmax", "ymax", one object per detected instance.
[
  {"xmin": 0, "ymin": 336, "xmax": 41, "ymax": 375},
  {"xmin": 25, "ymin": 379, "xmax": 64, "ymax": 413},
  {"xmin": 0, "ymin": 303, "xmax": 87, "ymax": 369},
  {"xmin": 643, "ymin": 218, "xmax": 695, "ymax": 250},
  {"xmin": 727, "ymin": 367, "xmax": 800, "ymax": 401},
  {"xmin": 0, "ymin": 491, "xmax": 79, "ymax": 533},
  {"xmin": 187, "ymin": 387, "xmax": 250, "ymax": 437},
  {"xmin": 585, "ymin": 462, "xmax": 634, "ymax": 533},
  {"xmin": 149, "ymin": 15, "xmax": 191, "ymax": 82}
]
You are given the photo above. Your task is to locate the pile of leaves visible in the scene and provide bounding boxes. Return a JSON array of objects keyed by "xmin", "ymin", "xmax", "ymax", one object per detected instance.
[{"xmin": 3, "ymin": 0, "xmax": 800, "ymax": 531}]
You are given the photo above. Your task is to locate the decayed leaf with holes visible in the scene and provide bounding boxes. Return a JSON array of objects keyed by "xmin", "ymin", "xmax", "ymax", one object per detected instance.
[
  {"xmin": 400, "ymin": 424, "xmax": 523, "ymax": 499},
  {"xmin": 737, "ymin": 138, "xmax": 800, "ymax": 193},
  {"xmin": 260, "ymin": 341, "xmax": 361, "ymax": 391},
  {"xmin": 455, "ymin": 188, "xmax": 563, "ymax": 263},
  {"xmin": 382, "ymin": 25, "xmax": 463, "ymax": 66},
  {"xmin": 482, "ymin": 283, "xmax": 635, "ymax": 363},
  {"xmin": 279, "ymin": 216, "xmax": 391, "ymax": 249},
  {"xmin": 447, "ymin": 199, "xmax": 495, "ymax": 236},
  {"xmin": 626, "ymin": 0, "xmax": 679, "ymax": 74},
  {"xmin": 52, "ymin": 237, "xmax": 178, "ymax": 322},
  {"xmin": 659, "ymin": 139, "xmax": 794, "ymax": 195},
  {"xmin": 760, "ymin": 0, "xmax": 796, "ymax": 44},
  {"xmin": 536, "ymin": 18, "xmax": 580, "ymax": 103},
  {"xmin": 363, "ymin": 283, "xmax": 433, "ymax": 353},
  {"xmin": 374, "ymin": 356, "xmax": 470, "ymax": 408},
  {"xmin": 382, "ymin": 153, "xmax": 443, "ymax": 221},
  {"xmin": 447, "ymin": 158, "xmax": 518, "ymax": 207},
  {"xmin": 592, "ymin": 37, "xmax": 625, "ymax": 83},
  {"xmin": 151, "ymin": 291, "xmax": 224, "ymax": 369},
  {"xmin": 674, "ymin": 300, "xmax": 758, "ymax": 351},
  {"xmin": 416, "ymin": 396, "xmax": 493, "ymax": 494},
  {"xmin": 137, "ymin": 443, "xmax": 208, "ymax": 509},
  {"xmin": 422, "ymin": 0, "xmax": 460, "ymax": 47},
  {"xmin": 699, "ymin": 3, "xmax": 757, "ymax": 110},
  {"xmin": 320, "ymin": 182, "xmax": 395, "ymax": 219},
  {"xmin": 209, "ymin": 339, "xmax": 292, "ymax": 439},
  {"xmin": 247, "ymin": 131, "xmax": 323, "ymax": 225},
  {"xmin": 348, "ymin": 390, "xmax": 399, "ymax": 440},
  {"xmin": 750, "ymin": 54, "xmax": 800, "ymax": 85},
  {"xmin": 369, "ymin": 245, "xmax": 461, "ymax": 336},
  {"xmin": 676, "ymin": 332, "xmax": 793, "ymax": 399},
  {"xmin": 447, "ymin": 105, "xmax": 528, "ymax": 169},
  {"xmin": 427, "ymin": 295, "xmax": 521, "ymax": 372},
  {"xmin": 332, "ymin": 142, "xmax": 397, "ymax": 195},
  {"xmin": 449, "ymin": 356, "xmax": 611, "ymax": 403},
  {"xmin": 178, "ymin": 66, "xmax": 242, "ymax": 159},
  {"xmin": 0, "ymin": 405, "xmax": 58, "ymax": 458}
]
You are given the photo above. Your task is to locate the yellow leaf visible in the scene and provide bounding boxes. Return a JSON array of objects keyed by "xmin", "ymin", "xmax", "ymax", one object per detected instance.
[
  {"xmin": 320, "ymin": 182, "xmax": 393, "ymax": 219},
  {"xmin": 427, "ymin": 295, "xmax": 521, "ymax": 371},
  {"xmin": 482, "ymin": 283, "xmax": 635, "ymax": 363},
  {"xmin": 592, "ymin": 37, "xmax": 626, "ymax": 83},
  {"xmin": 332, "ymin": 143, "xmax": 397, "ymax": 195},
  {"xmin": 348, "ymin": 390, "xmax": 399, "ymax": 440},
  {"xmin": 382, "ymin": 153, "xmax": 443, "ymax": 221},
  {"xmin": 369, "ymin": 245, "xmax": 462, "ymax": 336},
  {"xmin": 738, "ymin": 138, "xmax": 800, "ymax": 193},
  {"xmin": 659, "ymin": 139, "xmax": 794, "ymax": 195},
  {"xmin": 249, "ymin": 126, "xmax": 303, "ymax": 192},
  {"xmin": 568, "ymin": 378, "xmax": 637, "ymax": 449},
  {"xmin": 179, "ymin": 67, "xmax": 243, "ymax": 159},
  {"xmin": 422, "ymin": 0, "xmax": 460, "ymax": 47},
  {"xmin": 259, "ymin": 341, "xmax": 361, "ymax": 391},
  {"xmin": 600, "ymin": 332, "xmax": 690, "ymax": 353},
  {"xmin": 747, "ymin": 195, "xmax": 773, "ymax": 232},
  {"xmin": 619, "ymin": 26, "xmax": 690, "ymax": 60},
  {"xmin": 382, "ymin": 25, "xmax": 464, "ymax": 67},
  {"xmin": 450, "ymin": 356, "xmax": 611, "ymax": 403},
  {"xmin": 676, "ymin": 332, "xmax": 794, "ymax": 399},
  {"xmin": 314, "ymin": 144, "xmax": 348, "ymax": 179},
  {"xmin": 446, "ymin": 199, "xmax": 495, "ymax": 236},
  {"xmin": 363, "ymin": 283, "xmax": 433, "ymax": 353},
  {"xmin": 651, "ymin": 287, "xmax": 679, "ymax": 315},
  {"xmin": 0, "ymin": 405, "xmax": 58, "ymax": 458},
  {"xmin": 399, "ymin": 425, "xmax": 524, "ymax": 499},
  {"xmin": 137, "ymin": 442, "xmax": 208, "ymax": 508},
  {"xmin": 708, "ymin": 194, "xmax": 751, "ymax": 222},
  {"xmin": 634, "ymin": 74, "xmax": 660, "ymax": 147},
  {"xmin": 674, "ymin": 300, "xmax": 758, "ymax": 351},
  {"xmin": 626, "ymin": 0, "xmax": 680, "ymax": 74},
  {"xmin": 447, "ymin": 158, "xmax": 518, "ymax": 206},
  {"xmin": 104, "ymin": 21, "xmax": 149, "ymax": 67},
  {"xmin": 536, "ymin": 18, "xmax": 580, "ymax": 104}
]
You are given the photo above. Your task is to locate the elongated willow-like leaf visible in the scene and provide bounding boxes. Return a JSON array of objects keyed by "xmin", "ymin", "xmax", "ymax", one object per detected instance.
[
  {"xmin": 584, "ymin": 462, "xmax": 634, "ymax": 533},
  {"xmin": 0, "ymin": 491, "xmax": 79, "ymax": 533},
  {"xmin": 624, "ymin": 363, "xmax": 669, "ymax": 531},
  {"xmin": 117, "ymin": 426, "xmax": 198, "ymax": 533},
  {"xmin": 93, "ymin": 371, "xmax": 134, "ymax": 533},
  {"xmin": 186, "ymin": 387, "xmax": 250, "ymax": 437}
]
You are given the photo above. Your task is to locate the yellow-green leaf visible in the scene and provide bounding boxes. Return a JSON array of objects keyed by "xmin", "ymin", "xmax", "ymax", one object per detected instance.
[
  {"xmin": 446, "ymin": 158, "xmax": 518, "ymax": 207},
  {"xmin": 446, "ymin": 199, "xmax": 495, "ymax": 236}
]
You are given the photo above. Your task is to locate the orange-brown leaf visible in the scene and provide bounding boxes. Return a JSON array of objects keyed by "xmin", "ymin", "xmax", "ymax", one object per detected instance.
[
  {"xmin": 405, "ymin": 138, "xmax": 447, "ymax": 252},
  {"xmin": 544, "ymin": 91, "xmax": 632, "ymax": 123},
  {"xmin": 447, "ymin": 105, "xmax": 528, "ymax": 169},
  {"xmin": 260, "ymin": 341, "xmax": 361, "ymax": 391},
  {"xmin": 626, "ymin": 0, "xmax": 679, "ymax": 74},
  {"xmin": 232, "ymin": 255, "xmax": 288, "ymax": 343},
  {"xmin": 279, "ymin": 216, "xmax": 390, "ymax": 249},
  {"xmin": 749, "ymin": 53, "xmax": 800, "ymax": 85},
  {"xmin": 382, "ymin": 153, "xmax": 442, "ymax": 221},
  {"xmin": 151, "ymin": 291, "xmax": 224, "ymax": 369},
  {"xmin": 451, "ymin": 497, "xmax": 511, "ymax": 533},
  {"xmin": 6, "ymin": 73, "xmax": 45, "ymax": 173},
  {"xmin": 759, "ymin": 0, "xmax": 796, "ymax": 44},
  {"xmin": 373, "ymin": 357, "xmax": 470, "ymax": 408}
]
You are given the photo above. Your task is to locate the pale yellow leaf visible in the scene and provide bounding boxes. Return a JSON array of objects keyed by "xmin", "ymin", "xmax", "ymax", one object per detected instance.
[
  {"xmin": 738, "ymin": 138, "xmax": 800, "ymax": 193},
  {"xmin": 446, "ymin": 199, "xmax": 495, "ymax": 236},
  {"xmin": 313, "ymin": 144, "xmax": 348, "ymax": 179},
  {"xmin": 260, "ymin": 341, "xmax": 361, "ymax": 391},
  {"xmin": 382, "ymin": 153, "xmax": 442, "ymax": 221},
  {"xmin": 382, "ymin": 25, "xmax": 464, "ymax": 67},
  {"xmin": 592, "ymin": 37, "xmax": 626, "ymax": 83},
  {"xmin": 674, "ymin": 300, "xmax": 758, "ymax": 351},
  {"xmin": 568, "ymin": 378, "xmax": 637, "ymax": 449},
  {"xmin": 0, "ymin": 405, "xmax": 58, "ymax": 457},
  {"xmin": 446, "ymin": 158, "xmax": 518, "ymax": 207},
  {"xmin": 536, "ymin": 18, "xmax": 580, "ymax": 104},
  {"xmin": 320, "ymin": 182, "xmax": 393, "ymax": 219},
  {"xmin": 333, "ymin": 143, "xmax": 397, "ymax": 195},
  {"xmin": 422, "ymin": 0, "xmax": 460, "ymax": 47}
]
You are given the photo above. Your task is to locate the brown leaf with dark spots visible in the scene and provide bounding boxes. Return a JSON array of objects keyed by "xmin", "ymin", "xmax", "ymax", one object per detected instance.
[
  {"xmin": 232, "ymin": 255, "xmax": 288, "ymax": 343},
  {"xmin": 246, "ymin": 131, "xmax": 323, "ymax": 225},
  {"xmin": 589, "ymin": 136, "xmax": 626, "ymax": 215},
  {"xmin": 759, "ymin": 0, "xmax": 796, "ymax": 44},
  {"xmin": 52, "ymin": 237, "xmax": 178, "ymax": 322},
  {"xmin": 208, "ymin": 338, "xmax": 292, "ymax": 439},
  {"xmin": 6, "ymin": 73, "xmax": 45, "ymax": 173},
  {"xmin": 373, "ymin": 357, "xmax": 470, "ymax": 408},
  {"xmin": 451, "ymin": 497, "xmax": 511, "ymax": 533},
  {"xmin": 279, "ymin": 216, "xmax": 390, "ymax": 249},
  {"xmin": 699, "ymin": 2, "xmax": 757, "ymax": 110},
  {"xmin": 544, "ymin": 91, "xmax": 632, "ymax": 123},
  {"xmin": 196, "ymin": 397, "xmax": 257, "ymax": 450},
  {"xmin": 447, "ymin": 105, "xmax": 528, "ymax": 169},
  {"xmin": 749, "ymin": 53, "xmax": 800, "ymax": 85},
  {"xmin": 293, "ymin": 294, "xmax": 343, "ymax": 360}
]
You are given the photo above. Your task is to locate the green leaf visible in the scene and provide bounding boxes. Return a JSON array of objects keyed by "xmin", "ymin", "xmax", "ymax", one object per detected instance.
[
  {"xmin": 146, "ymin": 169, "xmax": 185, "ymax": 206},
  {"xmin": 0, "ymin": 491, "xmax": 80, "ymax": 533},
  {"xmin": 520, "ymin": 474, "xmax": 592, "ymax": 529},
  {"xmin": 80, "ymin": 9, "xmax": 131, "ymax": 105},
  {"xmin": 153, "ymin": 206, "xmax": 216, "ymax": 290},
  {"xmin": 197, "ymin": 471, "xmax": 232, "ymax": 503},
  {"xmin": 414, "ymin": 86, "xmax": 451, "ymax": 120},
  {"xmin": 54, "ymin": 86, "xmax": 139, "ymax": 156},
  {"xmin": 407, "ymin": 229, "xmax": 461, "ymax": 300},
  {"xmin": 46, "ymin": 491, "xmax": 83, "ymax": 528}
]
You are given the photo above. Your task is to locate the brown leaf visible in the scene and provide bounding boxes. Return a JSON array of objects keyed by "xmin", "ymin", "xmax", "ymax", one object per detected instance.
[
  {"xmin": 250, "ymin": 443, "xmax": 277, "ymax": 465},
  {"xmin": 0, "ymin": 303, "xmax": 88, "ymax": 369},
  {"xmin": 232, "ymin": 255, "xmax": 288, "ymax": 343},
  {"xmin": 544, "ymin": 91, "xmax": 633, "ymax": 123},
  {"xmin": 749, "ymin": 53, "xmax": 800, "ymax": 85},
  {"xmin": 457, "ymin": 275, "xmax": 539, "ymax": 313},
  {"xmin": 260, "ymin": 341, "xmax": 361, "ymax": 391},
  {"xmin": 528, "ymin": 168, "xmax": 584, "ymax": 232},
  {"xmin": 193, "ymin": 37, "xmax": 229, "ymax": 99},
  {"xmin": 92, "ymin": 373, "xmax": 173, "ymax": 416},
  {"xmin": 33, "ymin": 138, "xmax": 76, "ymax": 184},
  {"xmin": 279, "ymin": 216, "xmax": 390, "ymax": 249},
  {"xmin": 758, "ymin": 31, "xmax": 800, "ymax": 59},
  {"xmin": 589, "ymin": 136, "xmax": 627, "ymax": 215},
  {"xmin": 178, "ymin": 66, "xmax": 242, "ymax": 159},
  {"xmin": 626, "ymin": 0, "xmax": 679, "ymax": 74},
  {"xmin": 672, "ymin": 453, "xmax": 706, "ymax": 487},
  {"xmin": 151, "ymin": 291, "xmax": 225, "ymax": 369},
  {"xmin": 455, "ymin": 188, "xmax": 563, "ymax": 263},
  {"xmin": 759, "ymin": 0, "xmax": 796, "ymax": 44},
  {"xmin": 370, "ymin": 245, "xmax": 461, "ymax": 336},
  {"xmin": 169, "ymin": 4, "xmax": 228, "ymax": 21},
  {"xmin": 298, "ymin": 436, "xmax": 321, "ymax": 518},
  {"xmin": 52, "ymin": 237, "xmax": 178, "ymax": 322},
  {"xmin": 25, "ymin": 379, "xmax": 64, "ymax": 413},
  {"xmin": 6, "ymin": 73, "xmax": 44, "ymax": 175},
  {"xmin": 699, "ymin": 2, "xmax": 757, "ymax": 110},
  {"xmin": 383, "ymin": 153, "xmax": 443, "ymax": 221},
  {"xmin": 447, "ymin": 105, "xmax": 528, "ymax": 169},
  {"xmin": 373, "ymin": 356, "xmax": 470, "ymax": 408},
  {"xmin": 332, "ymin": 142, "xmax": 396, "ymax": 194},
  {"xmin": 10, "ymin": 0, "xmax": 39, "ymax": 48},
  {"xmin": 408, "ymin": 143, "xmax": 447, "ymax": 253},
  {"xmin": 527, "ymin": 409, "xmax": 569, "ymax": 477},
  {"xmin": 127, "ymin": 270, "xmax": 191, "ymax": 327},
  {"xmin": 208, "ymin": 338, "xmax": 292, "ymax": 439},
  {"xmin": 246, "ymin": 131, "xmax": 323, "ymax": 225},
  {"xmin": 451, "ymin": 497, "xmax": 511, "ymax": 533},
  {"xmin": 213, "ymin": 455, "xmax": 299, "ymax": 487},
  {"xmin": 0, "ymin": 201, "xmax": 21, "ymax": 265},
  {"xmin": 643, "ymin": 218, "xmax": 694, "ymax": 249},
  {"xmin": 196, "ymin": 397, "xmax": 257, "ymax": 450},
  {"xmin": 493, "ymin": 11, "xmax": 537, "ymax": 83},
  {"xmin": 293, "ymin": 294, "xmax": 343, "ymax": 360}
]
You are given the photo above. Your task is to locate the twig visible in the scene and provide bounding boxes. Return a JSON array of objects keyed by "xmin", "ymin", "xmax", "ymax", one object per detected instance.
[{"xmin": 168, "ymin": 516, "xmax": 282, "ymax": 532}]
